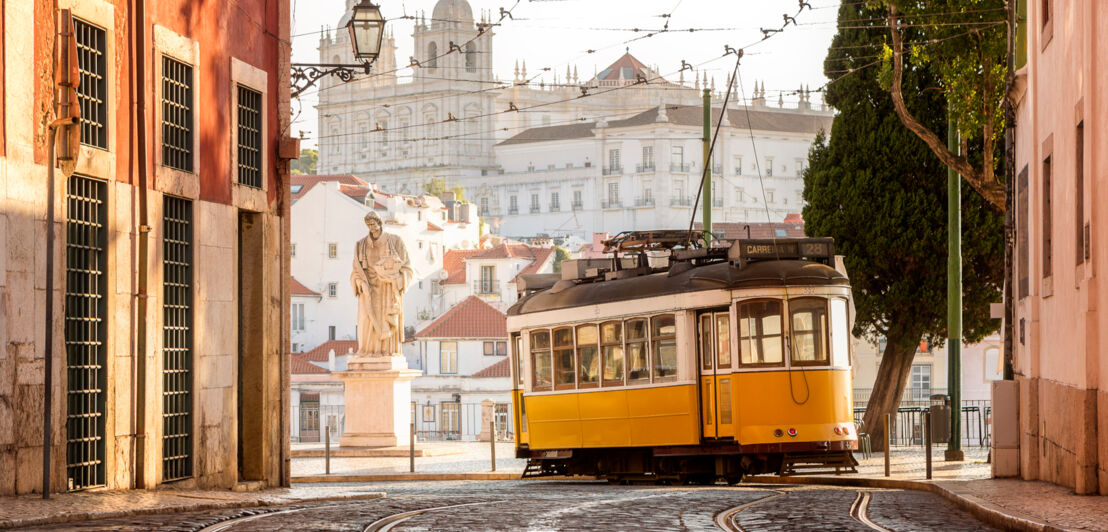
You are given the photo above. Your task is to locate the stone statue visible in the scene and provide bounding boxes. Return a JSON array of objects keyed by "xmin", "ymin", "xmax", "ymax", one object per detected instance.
[{"xmin": 351, "ymin": 211, "xmax": 412, "ymax": 357}]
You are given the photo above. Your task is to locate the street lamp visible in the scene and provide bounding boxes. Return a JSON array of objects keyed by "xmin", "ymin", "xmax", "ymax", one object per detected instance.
[{"xmin": 290, "ymin": 0, "xmax": 385, "ymax": 97}]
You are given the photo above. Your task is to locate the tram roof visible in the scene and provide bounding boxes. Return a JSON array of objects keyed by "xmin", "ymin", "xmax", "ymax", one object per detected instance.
[{"xmin": 507, "ymin": 260, "xmax": 848, "ymax": 316}]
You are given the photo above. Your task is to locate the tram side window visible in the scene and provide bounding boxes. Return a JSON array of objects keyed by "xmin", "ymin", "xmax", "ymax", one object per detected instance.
[
  {"xmin": 531, "ymin": 330, "xmax": 552, "ymax": 391},
  {"xmin": 626, "ymin": 318, "xmax": 650, "ymax": 382},
  {"xmin": 553, "ymin": 327, "xmax": 576, "ymax": 390},
  {"xmin": 651, "ymin": 314, "xmax": 678, "ymax": 379},
  {"xmin": 830, "ymin": 298, "xmax": 850, "ymax": 367},
  {"xmin": 513, "ymin": 333, "xmax": 524, "ymax": 386},
  {"xmin": 715, "ymin": 313, "xmax": 731, "ymax": 368},
  {"xmin": 738, "ymin": 300, "xmax": 784, "ymax": 366},
  {"xmin": 699, "ymin": 315, "xmax": 714, "ymax": 371},
  {"xmin": 790, "ymin": 298, "xmax": 829, "ymax": 365},
  {"xmin": 577, "ymin": 324, "xmax": 600, "ymax": 388},
  {"xmin": 601, "ymin": 321, "xmax": 624, "ymax": 386}
]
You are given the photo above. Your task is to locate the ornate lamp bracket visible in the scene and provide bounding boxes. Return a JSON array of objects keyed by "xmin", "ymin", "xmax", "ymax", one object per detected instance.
[{"xmin": 290, "ymin": 62, "xmax": 372, "ymax": 98}]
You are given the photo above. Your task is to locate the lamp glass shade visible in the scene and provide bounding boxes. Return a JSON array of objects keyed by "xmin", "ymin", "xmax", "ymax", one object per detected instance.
[{"xmin": 347, "ymin": 1, "xmax": 385, "ymax": 61}]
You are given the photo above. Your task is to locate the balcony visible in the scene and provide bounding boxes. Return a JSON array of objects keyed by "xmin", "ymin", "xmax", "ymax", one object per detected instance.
[
  {"xmin": 712, "ymin": 164, "xmax": 723, "ymax": 175},
  {"xmin": 734, "ymin": 167, "xmax": 742, "ymax": 176},
  {"xmin": 473, "ymin": 280, "xmax": 500, "ymax": 296},
  {"xmin": 550, "ymin": 205, "xmax": 561, "ymax": 212},
  {"xmin": 712, "ymin": 198, "xmax": 723, "ymax": 207},
  {"xmin": 635, "ymin": 164, "xmax": 655, "ymax": 173},
  {"xmin": 508, "ymin": 207, "xmax": 518, "ymax": 215},
  {"xmin": 572, "ymin": 202, "xmax": 583, "ymax": 211},
  {"xmin": 670, "ymin": 196, "xmax": 692, "ymax": 206},
  {"xmin": 602, "ymin": 166, "xmax": 623, "ymax": 176},
  {"xmin": 670, "ymin": 163, "xmax": 691, "ymax": 173},
  {"xmin": 634, "ymin": 197, "xmax": 655, "ymax": 208},
  {"xmin": 529, "ymin": 206, "xmax": 540, "ymax": 214},
  {"xmin": 601, "ymin": 200, "xmax": 622, "ymax": 210}
]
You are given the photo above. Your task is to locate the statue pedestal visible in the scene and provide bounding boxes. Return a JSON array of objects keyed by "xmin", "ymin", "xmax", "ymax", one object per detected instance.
[{"xmin": 336, "ymin": 355, "xmax": 420, "ymax": 448}]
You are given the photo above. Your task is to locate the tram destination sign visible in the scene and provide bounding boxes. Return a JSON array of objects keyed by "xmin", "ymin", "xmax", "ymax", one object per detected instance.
[{"xmin": 728, "ymin": 237, "xmax": 835, "ymax": 266}]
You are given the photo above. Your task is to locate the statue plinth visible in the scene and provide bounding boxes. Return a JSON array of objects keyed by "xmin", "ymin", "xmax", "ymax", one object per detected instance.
[{"xmin": 336, "ymin": 354, "xmax": 420, "ymax": 448}]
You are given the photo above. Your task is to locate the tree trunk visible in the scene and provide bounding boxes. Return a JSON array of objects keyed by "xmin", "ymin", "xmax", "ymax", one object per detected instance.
[{"xmin": 861, "ymin": 337, "xmax": 920, "ymax": 451}]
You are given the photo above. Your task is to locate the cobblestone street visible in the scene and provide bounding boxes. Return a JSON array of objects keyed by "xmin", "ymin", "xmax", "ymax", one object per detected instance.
[{"xmin": 17, "ymin": 481, "xmax": 1000, "ymax": 531}]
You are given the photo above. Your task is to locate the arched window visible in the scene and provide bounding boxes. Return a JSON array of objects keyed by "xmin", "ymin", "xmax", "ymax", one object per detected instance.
[
  {"xmin": 427, "ymin": 42, "xmax": 438, "ymax": 68},
  {"xmin": 465, "ymin": 43, "xmax": 477, "ymax": 72}
]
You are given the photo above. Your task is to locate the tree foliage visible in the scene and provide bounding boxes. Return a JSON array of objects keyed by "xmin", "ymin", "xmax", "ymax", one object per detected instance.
[
  {"xmin": 552, "ymin": 246, "xmax": 572, "ymax": 273},
  {"xmin": 870, "ymin": 0, "xmax": 1009, "ymax": 210},
  {"xmin": 805, "ymin": 0, "xmax": 1003, "ymax": 446},
  {"xmin": 290, "ymin": 148, "xmax": 317, "ymax": 175},
  {"xmin": 422, "ymin": 177, "xmax": 467, "ymax": 202}
]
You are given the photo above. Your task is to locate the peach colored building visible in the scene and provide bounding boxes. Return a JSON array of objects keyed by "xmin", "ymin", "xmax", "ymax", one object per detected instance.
[{"xmin": 1012, "ymin": 0, "xmax": 1107, "ymax": 494}]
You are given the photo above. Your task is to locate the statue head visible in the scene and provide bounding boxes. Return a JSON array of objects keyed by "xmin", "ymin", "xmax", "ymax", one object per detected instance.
[{"xmin": 364, "ymin": 212, "xmax": 383, "ymax": 240}]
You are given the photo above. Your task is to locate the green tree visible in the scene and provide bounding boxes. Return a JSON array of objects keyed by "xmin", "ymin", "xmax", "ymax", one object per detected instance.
[
  {"xmin": 804, "ymin": 1, "xmax": 1003, "ymax": 449},
  {"xmin": 873, "ymin": 0, "xmax": 1009, "ymax": 211},
  {"xmin": 422, "ymin": 177, "xmax": 466, "ymax": 202},
  {"xmin": 290, "ymin": 148, "xmax": 317, "ymax": 175},
  {"xmin": 552, "ymin": 246, "xmax": 572, "ymax": 273}
]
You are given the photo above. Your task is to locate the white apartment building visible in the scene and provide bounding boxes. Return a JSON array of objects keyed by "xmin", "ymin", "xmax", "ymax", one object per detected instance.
[
  {"xmin": 289, "ymin": 175, "xmax": 481, "ymax": 353},
  {"xmin": 476, "ymin": 100, "xmax": 831, "ymax": 238},
  {"xmin": 439, "ymin": 241, "xmax": 555, "ymax": 310}
]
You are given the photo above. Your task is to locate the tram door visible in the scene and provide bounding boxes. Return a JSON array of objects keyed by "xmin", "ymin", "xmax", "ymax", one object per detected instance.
[{"xmin": 698, "ymin": 310, "xmax": 735, "ymax": 439}]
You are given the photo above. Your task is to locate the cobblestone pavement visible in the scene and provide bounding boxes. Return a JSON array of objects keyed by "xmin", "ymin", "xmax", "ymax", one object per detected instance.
[{"xmin": 18, "ymin": 481, "xmax": 1001, "ymax": 531}]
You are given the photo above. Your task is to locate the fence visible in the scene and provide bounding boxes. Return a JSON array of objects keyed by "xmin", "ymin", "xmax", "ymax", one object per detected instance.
[
  {"xmin": 851, "ymin": 400, "xmax": 991, "ymax": 447},
  {"xmin": 291, "ymin": 405, "xmax": 345, "ymax": 443}
]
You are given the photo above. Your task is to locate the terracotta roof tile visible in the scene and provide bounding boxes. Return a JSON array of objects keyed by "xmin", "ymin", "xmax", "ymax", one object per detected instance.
[
  {"xmin": 299, "ymin": 340, "xmax": 358, "ymax": 362},
  {"xmin": 290, "ymin": 277, "xmax": 320, "ymax": 296},
  {"xmin": 513, "ymin": 247, "xmax": 554, "ymax": 280},
  {"xmin": 472, "ymin": 357, "xmax": 511, "ymax": 378},
  {"xmin": 413, "ymin": 296, "xmax": 506, "ymax": 339},
  {"xmin": 291, "ymin": 353, "xmax": 330, "ymax": 374},
  {"xmin": 470, "ymin": 243, "xmax": 539, "ymax": 260},
  {"xmin": 426, "ymin": 221, "xmax": 444, "ymax": 232},
  {"xmin": 442, "ymin": 249, "xmax": 481, "ymax": 285},
  {"xmin": 290, "ymin": 174, "xmax": 368, "ymax": 201}
]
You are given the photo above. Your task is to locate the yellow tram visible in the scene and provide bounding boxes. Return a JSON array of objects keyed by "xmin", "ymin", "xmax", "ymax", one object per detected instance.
[{"xmin": 506, "ymin": 232, "xmax": 858, "ymax": 483}]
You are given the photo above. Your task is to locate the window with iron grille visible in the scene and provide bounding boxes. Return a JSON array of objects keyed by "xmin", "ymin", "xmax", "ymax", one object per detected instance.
[
  {"xmin": 237, "ymin": 85, "xmax": 262, "ymax": 187},
  {"xmin": 74, "ymin": 19, "xmax": 107, "ymax": 149},
  {"xmin": 161, "ymin": 56, "xmax": 194, "ymax": 172},
  {"xmin": 162, "ymin": 196, "xmax": 194, "ymax": 481},
  {"xmin": 65, "ymin": 175, "xmax": 108, "ymax": 490}
]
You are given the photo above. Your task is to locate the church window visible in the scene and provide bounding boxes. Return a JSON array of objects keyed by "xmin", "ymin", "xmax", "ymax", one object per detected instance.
[
  {"xmin": 465, "ymin": 43, "xmax": 477, "ymax": 72},
  {"xmin": 427, "ymin": 42, "xmax": 438, "ymax": 68}
]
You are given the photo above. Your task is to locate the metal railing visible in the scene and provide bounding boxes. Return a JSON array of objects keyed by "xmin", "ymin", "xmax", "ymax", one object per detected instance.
[
  {"xmin": 670, "ymin": 196, "xmax": 692, "ymax": 206},
  {"xmin": 634, "ymin": 197, "xmax": 655, "ymax": 207},
  {"xmin": 635, "ymin": 163, "xmax": 655, "ymax": 173},
  {"xmin": 291, "ymin": 404, "xmax": 346, "ymax": 443},
  {"xmin": 572, "ymin": 202, "xmax": 583, "ymax": 211},
  {"xmin": 508, "ymin": 207, "xmax": 518, "ymax": 215},
  {"xmin": 712, "ymin": 164, "xmax": 723, "ymax": 175},
  {"xmin": 851, "ymin": 399, "xmax": 991, "ymax": 447},
  {"xmin": 712, "ymin": 199, "xmax": 723, "ymax": 207},
  {"xmin": 670, "ymin": 163, "xmax": 691, "ymax": 173},
  {"xmin": 601, "ymin": 200, "xmax": 622, "ymax": 209},
  {"xmin": 602, "ymin": 166, "xmax": 622, "ymax": 176}
]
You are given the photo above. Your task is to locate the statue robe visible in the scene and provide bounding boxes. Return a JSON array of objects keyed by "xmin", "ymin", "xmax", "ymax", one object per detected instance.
[{"xmin": 351, "ymin": 231, "xmax": 412, "ymax": 356}]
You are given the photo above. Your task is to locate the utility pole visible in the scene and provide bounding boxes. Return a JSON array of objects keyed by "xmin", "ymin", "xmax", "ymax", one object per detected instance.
[
  {"xmin": 702, "ymin": 89, "xmax": 712, "ymax": 242},
  {"xmin": 946, "ymin": 111, "xmax": 964, "ymax": 461}
]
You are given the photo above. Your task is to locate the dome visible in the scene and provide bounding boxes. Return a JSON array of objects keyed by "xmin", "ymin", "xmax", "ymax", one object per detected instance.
[{"xmin": 432, "ymin": 0, "xmax": 473, "ymax": 23}]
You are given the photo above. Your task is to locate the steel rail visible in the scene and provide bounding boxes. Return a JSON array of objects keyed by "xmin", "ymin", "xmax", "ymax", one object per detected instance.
[
  {"xmin": 195, "ymin": 503, "xmax": 346, "ymax": 532},
  {"xmin": 363, "ymin": 500, "xmax": 505, "ymax": 532},
  {"xmin": 713, "ymin": 490, "xmax": 786, "ymax": 531},
  {"xmin": 849, "ymin": 491, "xmax": 897, "ymax": 532}
]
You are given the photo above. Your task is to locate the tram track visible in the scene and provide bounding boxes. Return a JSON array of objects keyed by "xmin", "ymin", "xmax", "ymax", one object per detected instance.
[
  {"xmin": 715, "ymin": 487, "xmax": 897, "ymax": 532},
  {"xmin": 195, "ymin": 503, "xmax": 348, "ymax": 532},
  {"xmin": 362, "ymin": 500, "xmax": 506, "ymax": 532}
]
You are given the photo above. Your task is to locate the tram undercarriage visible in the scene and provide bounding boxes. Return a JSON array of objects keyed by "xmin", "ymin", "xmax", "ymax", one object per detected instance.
[{"xmin": 518, "ymin": 444, "xmax": 858, "ymax": 484}]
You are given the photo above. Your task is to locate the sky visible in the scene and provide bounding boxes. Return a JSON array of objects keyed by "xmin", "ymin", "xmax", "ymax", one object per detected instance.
[{"xmin": 290, "ymin": 0, "xmax": 843, "ymax": 149}]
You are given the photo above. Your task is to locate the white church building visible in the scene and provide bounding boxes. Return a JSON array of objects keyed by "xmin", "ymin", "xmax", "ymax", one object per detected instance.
[{"xmin": 315, "ymin": 0, "xmax": 832, "ymax": 239}]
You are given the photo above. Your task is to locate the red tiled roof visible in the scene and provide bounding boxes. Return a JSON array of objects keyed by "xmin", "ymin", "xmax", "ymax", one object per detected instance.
[
  {"xmin": 413, "ymin": 296, "xmax": 506, "ymax": 339},
  {"xmin": 373, "ymin": 201, "xmax": 387, "ymax": 210},
  {"xmin": 426, "ymin": 222, "xmax": 443, "ymax": 232},
  {"xmin": 290, "ymin": 277, "xmax": 319, "ymax": 296},
  {"xmin": 340, "ymin": 184, "xmax": 371, "ymax": 203},
  {"xmin": 472, "ymin": 357, "xmax": 511, "ymax": 378},
  {"xmin": 469, "ymin": 243, "xmax": 538, "ymax": 260},
  {"xmin": 441, "ymin": 249, "xmax": 481, "ymax": 285},
  {"xmin": 290, "ymin": 174, "xmax": 367, "ymax": 201},
  {"xmin": 513, "ymin": 247, "xmax": 554, "ymax": 281},
  {"xmin": 299, "ymin": 340, "xmax": 358, "ymax": 362},
  {"xmin": 291, "ymin": 353, "xmax": 330, "ymax": 374}
]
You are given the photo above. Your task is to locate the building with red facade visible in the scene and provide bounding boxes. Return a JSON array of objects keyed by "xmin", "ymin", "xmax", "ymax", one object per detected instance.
[{"xmin": 0, "ymin": 0, "xmax": 293, "ymax": 493}]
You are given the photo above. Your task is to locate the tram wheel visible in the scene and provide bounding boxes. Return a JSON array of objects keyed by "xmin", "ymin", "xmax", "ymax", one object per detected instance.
[
  {"xmin": 724, "ymin": 474, "xmax": 743, "ymax": 486},
  {"xmin": 686, "ymin": 474, "xmax": 717, "ymax": 486}
]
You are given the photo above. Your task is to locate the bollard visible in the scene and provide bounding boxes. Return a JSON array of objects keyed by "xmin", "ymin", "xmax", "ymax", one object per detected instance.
[
  {"xmin": 410, "ymin": 422, "xmax": 415, "ymax": 473},
  {"xmin": 325, "ymin": 423, "xmax": 331, "ymax": 475},
  {"xmin": 925, "ymin": 411, "xmax": 933, "ymax": 480},
  {"xmin": 884, "ymin": 413, "xmax": 891, "ymax": 477},
  {"xmin": 490, "ymin": 420, "xmax": 497, "ymax": 472}
]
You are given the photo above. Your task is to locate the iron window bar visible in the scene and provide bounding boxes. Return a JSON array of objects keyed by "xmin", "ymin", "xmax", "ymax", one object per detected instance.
[
  {"xmin": 162, "ymin": 56, "xmax": 194, "ymax": 172},
  {"xmin": 74, "ymin": 18, "xmax": 107, "ymax": 150},
  {"xmin": 162, "ymin": 196, "xmax": 194, "ymax": 481},
  {"xmin": 236, "ymin": 85, "xmax": 263, "ymax": 188}
]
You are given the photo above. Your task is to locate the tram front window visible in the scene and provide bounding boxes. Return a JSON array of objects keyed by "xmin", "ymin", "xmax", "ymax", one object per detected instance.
[
  {"xmin": 577, "ymin": 324, "xmax": 599, "ymax": 388},
  {"xmin": 601, "ymin": 322, "xmax": 625, "ymax": 386},
  {"xmin": 652, "ymin": 314, "xmax": 677, "ymax": 379},
  {"xmin": 626, "ymin": 318, "xmax": 650, "ymax": 382},
  {"xmin": 531, "ymin": 330, "xmax": 552, "ymax": 391},
  {"xmin": 738, "ymin": 300, "xmax": 784, "ymax": 366},
  {"xmin": 790, "ymin": 298, "xmax": 829, "ymax": 365},
  {"xmin": 553, "ymin": 327, "xmax": 576, "ymax": 390}
]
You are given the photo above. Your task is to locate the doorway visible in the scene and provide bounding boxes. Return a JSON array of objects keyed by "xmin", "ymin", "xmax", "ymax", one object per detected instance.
[
  {"xmin": 698, "ymin": 309, "xmax": 734, "ymax": 439},
  {"xmin": 237, "ymin": 211, "xmax": 264, "ymax": 481}
]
